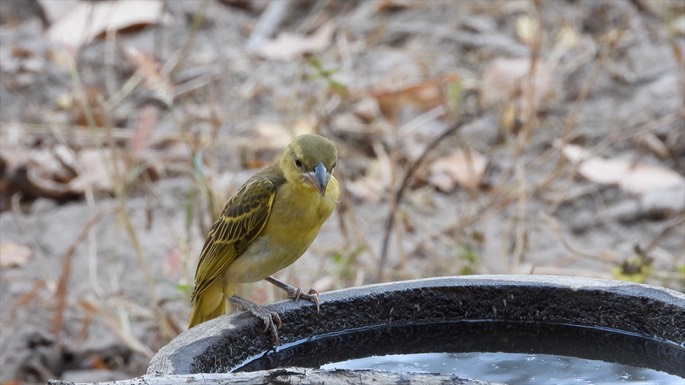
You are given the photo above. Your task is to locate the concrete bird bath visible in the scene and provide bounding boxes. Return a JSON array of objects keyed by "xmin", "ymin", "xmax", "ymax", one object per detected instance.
[{"xmin": 147, "ymin": 275, "xmax": 685, "ymax": 384}]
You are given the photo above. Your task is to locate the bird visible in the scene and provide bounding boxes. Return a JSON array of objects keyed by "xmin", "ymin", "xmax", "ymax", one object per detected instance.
[{"xmin": 188, "ymin": 133, "xmax": 339, "ymax": 343}]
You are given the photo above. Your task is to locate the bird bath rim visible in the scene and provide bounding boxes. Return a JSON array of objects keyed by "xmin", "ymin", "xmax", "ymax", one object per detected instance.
[{"xmin": 147, "ymin": 275, "xmax": 685, "ymax": 375}]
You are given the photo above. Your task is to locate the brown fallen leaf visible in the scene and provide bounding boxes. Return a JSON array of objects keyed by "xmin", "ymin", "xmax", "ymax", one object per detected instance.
[
  {"xmin": 69, "ymin": 148, "xmax": 123, "ymax": 193},
  {"xmin": 375, "ymin": 0, "xmax": 414, "ymax": 13},
  {"xmin": 36, "ymin": 0, "xmax": 80, "ymax": 24},
  {"xmin": 245, "ymin": 117, "xmax": 318, "ymax": 168},
  {"xmin": 480, "ymin": 57, "xmax": 554, "ymax": 112},
  {"xmin": 428, "ymin": 150, "xmax": 488, "ymax": 192},
  {"xmin": 257, "ymin": 21, "xmax": 336, "ymax": 61},
  {"xmin": 371, "ymin": 74, "xmax": 460, "ymax": 121},
  {"xmin": 560, "ymin": 143, "xmax": 685, "ymax": 194},
  {"xmin": 293, "ymin": 115, "xmax": 318, "ymax": 137},
  {"xmin": 2, "ymin": 145, "xmax": 81, "ymax": 204},
  {"xmin": 345, "ymin": 144, "xmax": 392, "ymax": 203},
  {"xmin": 0, "ymin": 241, "xmax": 32, "ymax": 269},
  {"xmin": 516, "ymin": 14, "xmax": 542, "ymax": 49},
  {"xmin": 330, "ymin": 98, "xmax": 387, "ymax": 156},
  {"xmin": 217, "ymin": 0, "xmax": 253, "ymax": 11},
  {"xmin": 47, "ymin": 0, "xmax": 164, "ymax": 50},
  {"xmin": 69, "ymin": 147, "xmax": 165, "ymax": 193},
  {"xmin": 255, "ymin": 121, "xmax": 295, "ymax": 148}
]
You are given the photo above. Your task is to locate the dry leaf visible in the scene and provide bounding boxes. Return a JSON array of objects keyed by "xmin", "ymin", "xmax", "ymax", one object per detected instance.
[
  {"xmin": 70, "ymin": 147, "xmax": 164, "ymax": 193},
  {"xmin": 218, "ymin": 0, "xmax": 253, "ymax": 10},
  {"xmin": 556, "ymin": 23, "xmax": 581, "ymax": 50},
  {"xmin": 516, "ymin": 14, "xmax": 541, "ymax": 48},
  {"xmin": 480, "ymin": 57, "xmax": 553, "ymax": 111},
  {"xmin": 371, "ymin": 74, "xmax": 460, "ymax": 120},
  {"xmin": 47, "ymin": 0, "xmax": 163, "ymax": 50},
  {"xmin": 560, "ymin": 143, "xmax": 685, "ymax": 194},
  {"xmin": 619, "ymin": 166, "xmax": 685, "ymax": 194},
  {"xmin": 346, "ymin": 172, "xmax": 386, "ymax": 202},
  {"xmin": 258, "ymin": 21, "xmax": 336, "ymax": 61},
  {"xmin": 346, "ymin": 144, "xmax": 392, "ymax": 202},
  {"xmin": 2, "ymin": 138, "xmax": 179, "ymax": 206},
  {"xmin": 375, "ymin": 0, "xmax": 414, "ymax": 13},
  {"xmin": 69, "ymin": 148, "xmax": 124, "ymax": 193},
  {"xmin": 428, "ymin": 150, "xmax": 488, "ymax": 192},
  {"xmin": 352, "ymin": 97, "xmax": 383, "ymax": 124},
  {"xmin": 240, "ymin": 122, "xmax": 292, "ymax": 169},
  {"xmin": 254, "ymin": 122, "xmax": 293, "ymax": 150},
  {"xmin": 37, "ymin": 0, "xmax": 80, "ymax": 24},
  {"xmin": 0, "ymin": 242, "xmax": 32, "ymax": 269},
  {"xmin": 293, "ymin": 115, "xmax": 318, "ymax": 137},
  {"xmin": 672, "ymin": 15, "xmax": 685, "ymax": 36},
  {"xmin": 251, "ymin": 117, "xmax": 317, "ymax": 152},
  {"xmin": 330, "ymin": 99, "xmax": 386, "ymax": 146},
  {"xmin": 2, "ymin": 146, "xmax": 81, "ymax": 203}
]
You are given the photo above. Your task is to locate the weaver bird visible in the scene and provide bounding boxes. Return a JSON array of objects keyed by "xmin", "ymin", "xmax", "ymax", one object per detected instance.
[{"xmin": 188, "ymin": 134, "xmax": 339, "ymax": 343}]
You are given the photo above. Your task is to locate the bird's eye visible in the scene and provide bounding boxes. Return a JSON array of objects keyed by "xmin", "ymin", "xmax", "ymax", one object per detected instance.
[{"xmin": 294, "ymin": 158, "xmax": 303, "ymax": 168}]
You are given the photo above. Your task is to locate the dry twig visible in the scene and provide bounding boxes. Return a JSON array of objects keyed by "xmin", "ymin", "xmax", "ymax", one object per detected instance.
[{"xmin": 377, "ymin": 116, "xmax": 477, "ymax": 281}]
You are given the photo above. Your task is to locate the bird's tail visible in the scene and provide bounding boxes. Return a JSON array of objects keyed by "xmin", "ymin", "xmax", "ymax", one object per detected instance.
[{"xmin": 188, "ymin": 280, "xmax": 234, "ymax": 328}]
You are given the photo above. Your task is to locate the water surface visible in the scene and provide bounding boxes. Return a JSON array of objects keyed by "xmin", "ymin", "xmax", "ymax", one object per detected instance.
[{"xmin": 235, "ymin": 320, "xmax": 685, "ymax": 383}]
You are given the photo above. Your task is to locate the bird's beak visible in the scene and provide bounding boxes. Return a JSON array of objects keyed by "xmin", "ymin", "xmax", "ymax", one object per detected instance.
[{"xmin": 305, "ymin": 162, "xmax": 330, "ymax": 197}]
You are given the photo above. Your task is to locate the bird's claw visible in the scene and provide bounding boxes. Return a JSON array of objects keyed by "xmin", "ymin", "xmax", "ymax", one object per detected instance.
[
  {"xmin": 230, "ymin": 295, "xmax": 283, "ymax": 345},
  {"xmin": 265, "ymin": 276, "xmax": 321, "ymax": 313},
  {"xmin": 301, "ymin": 289, "xmax": 320, "ymax": 313},
  {"xmin": 284, "ymin": 286, "xmax": 320, "ymax": 313},
  {"xmin": 250, "ymin": 307, "xmax": 282, "ymax": 344}
]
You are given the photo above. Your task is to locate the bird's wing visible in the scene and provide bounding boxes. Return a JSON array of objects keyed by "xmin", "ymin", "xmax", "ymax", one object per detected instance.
[{"xmin": 190, "ymin": 178, "xmax": 276, "ymax": 302}]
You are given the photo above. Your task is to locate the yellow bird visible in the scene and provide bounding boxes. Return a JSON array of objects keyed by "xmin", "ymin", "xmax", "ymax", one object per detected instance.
[{"xmin": 188, "ymin": 134, "xmax": 339, "ymax": 341}]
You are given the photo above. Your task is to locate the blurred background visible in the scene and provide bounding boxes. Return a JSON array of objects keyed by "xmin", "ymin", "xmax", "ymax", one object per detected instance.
[{"xmin": 0, "ymin": 0, "xmax": 683, "ymax": 383}]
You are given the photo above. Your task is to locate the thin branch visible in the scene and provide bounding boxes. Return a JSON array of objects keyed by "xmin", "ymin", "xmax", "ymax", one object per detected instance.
[
  {"xmin": 52, "ymin": 209, "xmax": 110, "ymax": 335},
  {"xmin": 377, "ymin": 116, "xmax": 475, "ymax": 282},
  {"xmin": 561, "ymin": 29, "xmax": 623, "ymax": 144}
]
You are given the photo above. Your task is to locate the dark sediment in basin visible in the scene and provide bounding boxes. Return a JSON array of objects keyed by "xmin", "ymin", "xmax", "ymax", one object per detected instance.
[{"xmin": 148, "ymin": 275, "xmax": 685, "ymax": 377}]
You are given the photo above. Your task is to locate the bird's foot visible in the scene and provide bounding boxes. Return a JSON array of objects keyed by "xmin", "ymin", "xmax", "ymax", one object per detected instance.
[
  {"xmin": 265, "ymin": 276, "xmax": 320, "ymax": 313},
  {"xmin": 229, "ymin": 295, "xmax": 282, "ymax": 345}
]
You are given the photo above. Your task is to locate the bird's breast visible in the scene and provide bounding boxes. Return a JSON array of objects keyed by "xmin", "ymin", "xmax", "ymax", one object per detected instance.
[
  {"xmin": 267, "ymin": 183, "xmax": 336, "ymax": 247},
  {"xmin": 224, "ymin": 179, "xmax": 338, "ymax": 283}
]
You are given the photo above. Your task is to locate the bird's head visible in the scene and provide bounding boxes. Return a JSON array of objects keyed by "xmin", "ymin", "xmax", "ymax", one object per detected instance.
[{"xmin": 280, "ymin": 134, "xmax": 337, "ymax": 197}]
